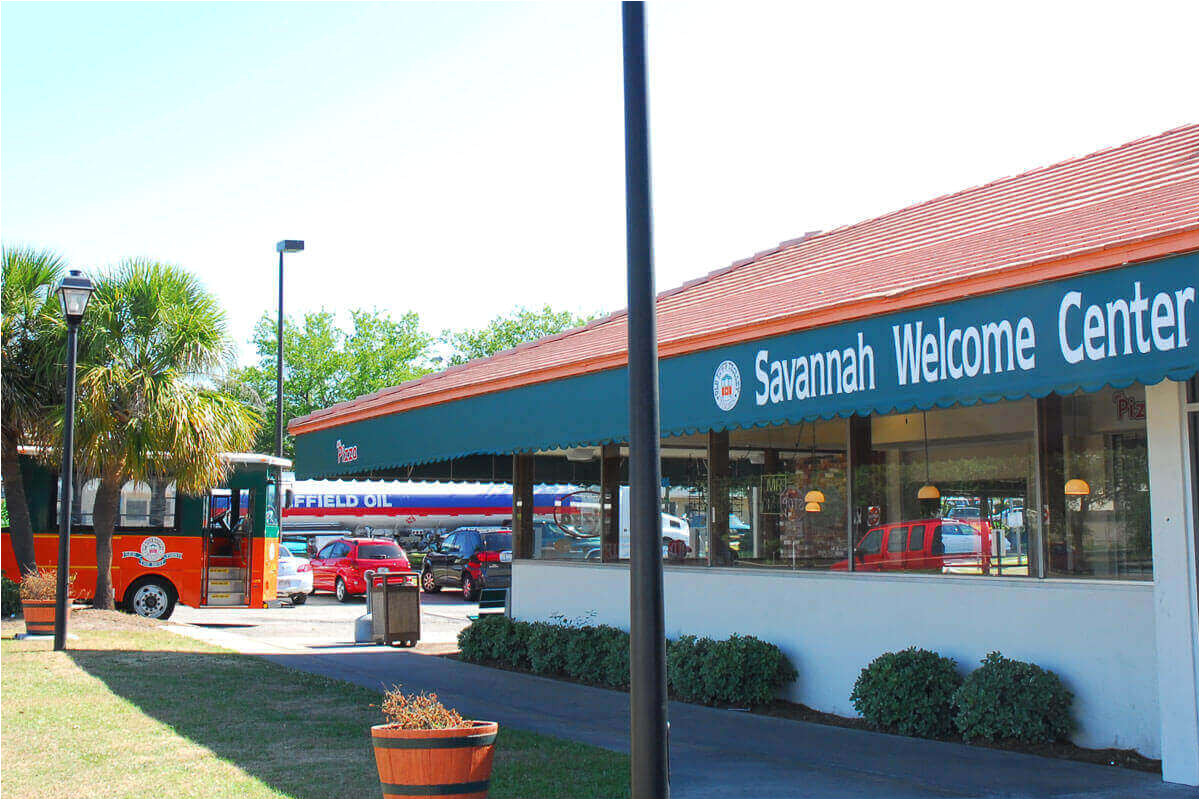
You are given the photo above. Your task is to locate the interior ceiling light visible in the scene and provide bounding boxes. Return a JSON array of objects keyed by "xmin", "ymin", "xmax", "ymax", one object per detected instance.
[
  {"xmin": 918, "ymin": 409, "xmax": 940, "ymax": 501},
  {"xmin": 1064, "ymin": 478, "xmax": 1092, "ymax": 496},
  {"xmin": 1064, "ymin": 394, "xmax": 1092, "ymax": 497}
]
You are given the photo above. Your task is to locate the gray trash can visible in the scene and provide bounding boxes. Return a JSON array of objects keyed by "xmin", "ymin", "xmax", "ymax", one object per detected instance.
[{"xmin": 366, "ymin": 570, "xmax": 420, "ymax": 647}]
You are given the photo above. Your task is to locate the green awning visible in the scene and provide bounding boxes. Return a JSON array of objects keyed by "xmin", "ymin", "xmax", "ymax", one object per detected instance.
[{"xmin": 294, "ymin": 253, "xmax": 1197, "ymax": 478}]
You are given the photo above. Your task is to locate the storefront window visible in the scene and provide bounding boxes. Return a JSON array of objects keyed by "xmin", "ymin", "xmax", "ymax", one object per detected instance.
[
  {"xmin": 543, "ymin": 386, "xmax": 1158, "ymax": 582},
  {"xmin": 1044, "ymin": 387, "xmax": 1151, "ymax": 580},
  {"xmin": 739, "ymin": 420, "xmax": 849, "ymax": 570},
  {"xmin": 530, "ymin": 486, "xmax": 603, "ymax": 562},
  {"xmin": 850, "ymin": 399, "xmax": 1036, "ymax": 577}
]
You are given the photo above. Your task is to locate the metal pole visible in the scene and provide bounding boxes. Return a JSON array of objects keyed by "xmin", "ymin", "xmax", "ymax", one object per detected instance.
[
  {"xmin": 54, "ymin": 323, "xmax": 79, "ymax": 651},
  {"xmin": 621, "ymin": 3, "xmax": 669, "ymax": 796},
  {"xmin": 275, "ymin": 249, "xmax": 285, "ymax": 458}
]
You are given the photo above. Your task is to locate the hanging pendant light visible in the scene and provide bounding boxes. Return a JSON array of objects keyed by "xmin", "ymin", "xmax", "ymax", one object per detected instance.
[
  {"xmin": 917, "ymin": 410, "xmax": 940, "ymax": 500},
  {"xmin": 804, "ymin": 421, "xmax": 826, "ymax": 504},
  {"xmin": 1064, "ymin": 394, "xmax": 1092, "ymax": 496}
]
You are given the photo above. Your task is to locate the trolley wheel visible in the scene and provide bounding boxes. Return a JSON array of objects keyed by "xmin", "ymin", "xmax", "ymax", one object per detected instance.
[
  {"xmin": 127, "ymin": 578, "xmax": 177, "ymax": 620},
  {"xmin": 290, "ymin": 593, "xmax": 307, "ymax": 606},
  {"xmin": 335, "ymin": 577, "xmax": 351, "ymax": 603},
  {"xmin": 421, "ymin": 567, "xmax": 440, "ymax": 593}
]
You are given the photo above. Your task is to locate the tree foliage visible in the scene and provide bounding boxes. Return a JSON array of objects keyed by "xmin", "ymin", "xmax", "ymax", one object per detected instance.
[
  {"xmin": 443, "ymin": 304, "xmax": 600, "ymax": 365},
  {"xmin": 230, "ymin": 308, "xmax": 435, "ymax": 457},
  {"xmin": 71, "ymin": 259, "xmax": 260, "ymax": 607},
  {"xmin": 1, "ymin": 246, "xmax": 67, "ymax": 574}
]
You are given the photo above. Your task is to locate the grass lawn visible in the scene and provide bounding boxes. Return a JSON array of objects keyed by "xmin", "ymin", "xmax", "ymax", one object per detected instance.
[{"xmin": 1, "ymin": 612, "xmax": 628, "ymax": 799}]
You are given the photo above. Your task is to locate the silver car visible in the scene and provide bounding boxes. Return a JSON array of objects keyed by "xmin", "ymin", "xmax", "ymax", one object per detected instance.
[{"xmin": 277, "ymin": 547, "xmax": 314, "ymax": 605}]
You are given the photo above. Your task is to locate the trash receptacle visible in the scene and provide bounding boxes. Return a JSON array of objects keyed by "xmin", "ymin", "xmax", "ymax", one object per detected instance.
[{"xmin": 367, "ymin": 571, "xmax": 420, "ymax": 647}]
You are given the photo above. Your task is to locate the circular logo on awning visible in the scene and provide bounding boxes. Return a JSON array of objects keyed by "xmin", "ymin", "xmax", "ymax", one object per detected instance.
[{"xmin": 713, "ymin": 360, "xmax": 741, "ymax": 411}]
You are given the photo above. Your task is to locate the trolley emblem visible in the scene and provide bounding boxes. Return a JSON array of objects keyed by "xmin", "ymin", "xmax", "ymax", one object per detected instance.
[{"xmin": 122, "ymin": 536, "xmax": 182, "ymax": 568}]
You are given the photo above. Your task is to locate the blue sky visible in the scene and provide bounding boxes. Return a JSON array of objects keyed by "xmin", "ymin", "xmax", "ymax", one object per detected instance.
[{"xmin": 3, "ymin": 1, "xmax": 1196, "ymax": 366}]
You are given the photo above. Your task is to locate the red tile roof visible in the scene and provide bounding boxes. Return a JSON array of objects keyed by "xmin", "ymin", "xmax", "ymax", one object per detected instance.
[{"xmin": 292, "ymin": 124, "xmax": 1198, "ymax": 435}]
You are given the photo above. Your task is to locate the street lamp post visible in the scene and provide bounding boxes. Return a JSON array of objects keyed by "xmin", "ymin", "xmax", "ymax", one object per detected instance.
[
  {"xmin": 621, "ymin": 3, "xmax": 670, "ymax": 796},
  {"xmin": 54, "ymin": 269, "xmax": 94, "ymax": 652},
  {"xmin": 274, "ymin": 240, "xmax": 304, "ymax": 458}
]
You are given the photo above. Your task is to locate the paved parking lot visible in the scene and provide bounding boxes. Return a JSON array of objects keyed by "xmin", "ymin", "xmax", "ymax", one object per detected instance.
[{"xmin": 170, "ymin": 590, "xmax": 476, "ymax": 654}]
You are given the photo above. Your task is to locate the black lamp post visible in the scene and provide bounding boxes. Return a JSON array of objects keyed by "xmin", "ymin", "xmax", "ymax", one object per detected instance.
[
  {"xmin": 621, "ymin": 3, "xmax": 670, "ymax": 796},
  {"xmin": 54, "ymin": 269, "xmax": 94, "ymax": 651},
  {"xmin": 274, "ymin": 240, "xmax": 304, "ymax": 458}
]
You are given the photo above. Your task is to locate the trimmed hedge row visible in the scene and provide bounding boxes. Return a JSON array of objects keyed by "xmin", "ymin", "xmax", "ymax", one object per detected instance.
[
  {"xmin": 851, "ymin": 647, "xmax": 1074, "ymax": 744},
  {"xmin": 458, "ymin": 616, "xmax": 796, "ymax": 708}
]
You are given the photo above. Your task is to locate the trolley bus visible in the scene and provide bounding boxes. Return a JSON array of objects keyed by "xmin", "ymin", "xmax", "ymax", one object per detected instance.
[{"xmin": 1, "ymin": 453, "xmax": 289, "ymax": 620}]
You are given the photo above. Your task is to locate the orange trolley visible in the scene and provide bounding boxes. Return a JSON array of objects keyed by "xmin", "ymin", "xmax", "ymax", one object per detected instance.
[{"xmin": 1, "ymin": 453, "xmax": 289, "ymax": 620}]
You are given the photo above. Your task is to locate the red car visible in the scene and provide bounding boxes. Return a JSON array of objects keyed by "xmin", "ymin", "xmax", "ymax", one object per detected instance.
[
  {"xmin": 308, "ymin": 537, "xmax": 411, "ymax": 602},
  {"xmin": 830, "ymin": 518, "xmax": 996, "ymax": 573}
]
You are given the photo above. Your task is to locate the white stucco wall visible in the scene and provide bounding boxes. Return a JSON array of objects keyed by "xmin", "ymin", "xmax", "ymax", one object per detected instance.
[
  {"xmin": 512, "ymin": 561, "xmax": 1161, "ymax": 756},
  {"xmin": 1145, "ymin": 379, "xmax": 1199, "ymax": 785}
]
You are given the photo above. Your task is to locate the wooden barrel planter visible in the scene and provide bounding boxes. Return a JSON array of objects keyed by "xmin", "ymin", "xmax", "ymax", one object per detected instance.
[
  {"xmin": 21, "ymin": 599, "xmax": 61, "ymax": 636},
  {"xmin": 371, "ymin": 721, "xmax": 498, "ymax": 799}
]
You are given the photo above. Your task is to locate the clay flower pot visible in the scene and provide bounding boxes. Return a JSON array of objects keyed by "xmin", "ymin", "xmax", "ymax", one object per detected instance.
[
  {"xmin": 371, "ymin": 720, "xmax": 498, "ymax": 799},
  {"xmin": 21, "ymin": 598, "xmax": 61, "ymax": 636}
]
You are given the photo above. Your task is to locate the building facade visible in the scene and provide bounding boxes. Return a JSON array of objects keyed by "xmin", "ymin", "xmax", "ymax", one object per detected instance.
[{"xmin": 290, "ymin": 126, "xmax": 1199, "ymax": 783}]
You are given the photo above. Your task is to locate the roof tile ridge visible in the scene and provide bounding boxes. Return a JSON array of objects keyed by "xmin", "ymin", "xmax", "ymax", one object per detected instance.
[
  {"xmin": 652, "ymin": 230, "xmax": 828, "ymax": 304},
  {"xmin": 768, "ymin": 124, "xmax": 1198, "ymax": 254}
]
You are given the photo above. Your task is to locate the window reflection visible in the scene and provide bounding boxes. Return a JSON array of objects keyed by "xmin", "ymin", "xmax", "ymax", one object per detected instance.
[
  {"xmin": 1045, "ymin": 387, "xmax": 1151, "ymax": 580},
  {"xmin": 848, "ymin": 399, "xmax": 1036, "ymax": 577}
]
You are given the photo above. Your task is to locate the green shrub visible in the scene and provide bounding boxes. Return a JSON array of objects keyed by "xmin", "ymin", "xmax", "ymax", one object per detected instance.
[
  {"xmin": 669, "ymin": 634, "xmax": 797, "ymax": 706},
  {"xmin": 563, "ymin": 624, "xmax": 630, "ymax": 684},
  {"xmin": 2, "ymin": 574, "xmax": 19, "ymax": 618},
  {"xmin": 953, "ymin": 652, "xmax": 1073, "ymax": 744},
  {"xmin": 458, "ymin": 617, "xmax": 795, "ymax": 706},
  {"xmin": 596, "ymin": 626, "xmax": 630, "ymax": 688},
  {"xmin": 667, "ymin": 635, "xmax": 713, "ymax": 703},
  {"xmin": 850, "ymin": 648, "xmax": 963, "ymax": 738},
  {"xmin": 525, "ymin": 621, "xmax": 574, "ymax": 675},
  {"xmin": 457, "ymin": 615, "xmax": 527, "ymax": 667}
]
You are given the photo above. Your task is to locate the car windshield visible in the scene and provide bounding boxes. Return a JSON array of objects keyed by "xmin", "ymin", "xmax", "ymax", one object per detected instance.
[
  {"xmin": 358, "ymin": 543, "xmax": 404, "ymax": 559},
  {"xmin": 482, "ymin": 533, "xmax": 513, "ymax": 551}
]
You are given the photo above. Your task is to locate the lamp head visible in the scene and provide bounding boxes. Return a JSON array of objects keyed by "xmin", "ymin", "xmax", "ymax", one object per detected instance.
[
  {"xmin": 917, "ymin": 484, "xmax": 941, "ymax": 501},
  {"xmin": 57, "ymin": 269, "xmax": 94, "ymax": 326},
  {"xmin": 804, "ymin": 489, "xmax": 826, "ymax": 504},
  {"xmin": 1064, "ymin": 478, "xmax": 1091, "ymax": 496},
  {"xmin": 804, "ymin": 501, "xmax": 821, "ymax": 513},
  {"xmin": 276, "ymin": 240, "xmax": 305, "ymax": 253}
]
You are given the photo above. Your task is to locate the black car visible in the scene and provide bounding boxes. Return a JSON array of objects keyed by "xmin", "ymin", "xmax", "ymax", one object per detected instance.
[{"xmin": 420, "ymin": 526, "xmax": 512, "ymax": 601}]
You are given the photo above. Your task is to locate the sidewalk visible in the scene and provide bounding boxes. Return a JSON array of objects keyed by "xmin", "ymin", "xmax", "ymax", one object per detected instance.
[{"xmin": 170, "ymin": 624, "xmax": 1196, "ymax": 799}]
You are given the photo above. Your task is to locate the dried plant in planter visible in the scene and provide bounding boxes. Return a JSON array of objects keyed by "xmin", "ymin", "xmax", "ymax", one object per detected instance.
[
  {"xmin": 19, "ymin": 569, "xmax": 66, "ymax": 601},
  {"xmin": 380, "ymin": 685, "xmax": 467, "ymax": 730}
]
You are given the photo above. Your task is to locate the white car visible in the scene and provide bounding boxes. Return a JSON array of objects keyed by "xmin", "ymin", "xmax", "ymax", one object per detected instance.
[{"xmin": 277, "ymin": 547, "xmax": 314, "ymax": 605}]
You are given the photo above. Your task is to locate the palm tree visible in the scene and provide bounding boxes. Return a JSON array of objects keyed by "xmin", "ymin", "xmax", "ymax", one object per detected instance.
[
  {"xmin": 71, "ymin": 259, "xmax": 260, "ymax": 608},
  {"xmin": 1, "ymin": 246, "xmax": 67, "ymax": 575}
]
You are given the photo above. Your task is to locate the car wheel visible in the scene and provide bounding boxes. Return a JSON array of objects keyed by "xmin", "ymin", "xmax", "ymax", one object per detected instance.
[
  {"xmin": 291, "ymin": 593, "xmax": 307, "ymax": 605},
  {"xmin": 461, "ymin": 573, "xmax": 479, "ymax": 602},
  {"xmin": 421, "ymin": 568, "xmax": 440, "ymax": 593},
  {"xmin": 335, "ymin": 577, "xmax": 350, "ymax": 603},
  {"xmin": 128, "ymin": 578, "xmax": 177, "ymax": 620}
]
